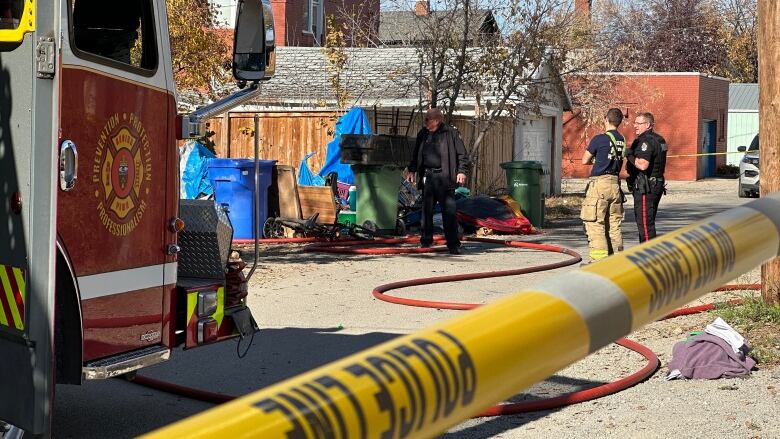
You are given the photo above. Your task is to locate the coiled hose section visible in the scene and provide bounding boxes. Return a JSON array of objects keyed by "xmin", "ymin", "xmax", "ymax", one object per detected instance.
[{"xmin": 130, "ymin": 236, "xmax": 760, "ymax": 417}]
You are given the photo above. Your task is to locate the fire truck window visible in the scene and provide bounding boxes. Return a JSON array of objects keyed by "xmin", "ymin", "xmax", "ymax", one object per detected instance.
[
  {"xmin": 0, "ymin": 0, "xmax": 23, "ymax": 30},
  {"xmin": 71, "ymin": 0, "xmax": 157, "ymax": 70}
]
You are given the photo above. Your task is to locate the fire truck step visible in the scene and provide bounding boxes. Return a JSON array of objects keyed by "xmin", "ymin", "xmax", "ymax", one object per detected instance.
[{"xmin": 82, "ymin": 345, "xmax": 170, "ymax": 380}]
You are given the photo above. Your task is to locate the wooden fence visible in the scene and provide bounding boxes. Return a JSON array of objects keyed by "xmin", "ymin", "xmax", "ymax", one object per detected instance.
[
  {"xmin": 206, "ymin": 111, "xmax": 339, "ymax": 173},
  {"xmin": 205, "ymin": 109, "xmax": 515, "ymax": 194}
]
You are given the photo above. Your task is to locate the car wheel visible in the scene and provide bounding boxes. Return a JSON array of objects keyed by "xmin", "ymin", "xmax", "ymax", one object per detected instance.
[{"xmin": 738, "ymin": 182, "xmax": 747, "ymax": 198}]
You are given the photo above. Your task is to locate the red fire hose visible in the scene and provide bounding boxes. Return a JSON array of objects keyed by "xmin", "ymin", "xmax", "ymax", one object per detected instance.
[{"xmin": 131, "ymin": 236, "xmax": 761, "ymax": 417}]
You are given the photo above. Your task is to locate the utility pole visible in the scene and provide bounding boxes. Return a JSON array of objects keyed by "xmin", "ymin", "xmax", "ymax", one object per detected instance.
[{"xmin": 758, "ymin": 0, "xmax": 780, "ymax": 304}]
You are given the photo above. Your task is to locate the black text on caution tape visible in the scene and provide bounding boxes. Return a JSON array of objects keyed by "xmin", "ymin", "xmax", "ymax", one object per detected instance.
[
  {"xmin": 627, "ymin": 222, "xmax": 736, "ymax": 313},
  {"xmin": 253, "ymin": 329, "xmax": 477, "ymax": 439}
]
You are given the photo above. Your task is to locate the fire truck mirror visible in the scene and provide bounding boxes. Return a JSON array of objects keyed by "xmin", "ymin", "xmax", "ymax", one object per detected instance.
[{"xmin": 232, "ymin": 0, "xmax": 275, "ymax": 82}]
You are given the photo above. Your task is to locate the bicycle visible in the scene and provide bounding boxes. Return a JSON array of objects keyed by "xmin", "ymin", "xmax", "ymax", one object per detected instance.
[{"xmin": 263, "ymin": 213, "xmax": 377, "ymax": 240}]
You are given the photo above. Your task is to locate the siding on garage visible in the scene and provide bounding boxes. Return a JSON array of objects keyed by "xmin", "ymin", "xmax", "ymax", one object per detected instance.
[
  {"xmin": 727, "ymin": 84, "xmax": 759, "ymax": 167},
  {"xmin": 727, "ymin": 113, "xmax": 758, "ymax": 166},
  {"xmin": 514, "ymin": 115, "xmax": 557, "ymax": 195}
]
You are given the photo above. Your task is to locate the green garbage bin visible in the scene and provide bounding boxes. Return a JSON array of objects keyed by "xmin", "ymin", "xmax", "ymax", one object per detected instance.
[
  {"xmin": 352, "ymin": 165, "xmax": 402, "ymax": 232},
  {"xmin": 500, "ymin": 161, "xmax": 544, "ymax": 227}
]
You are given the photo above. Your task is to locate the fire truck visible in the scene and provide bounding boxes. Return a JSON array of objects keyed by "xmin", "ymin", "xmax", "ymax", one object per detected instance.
[{"xmin": 0, "ymin": 0, "xmax": 275, "ymax": 435}]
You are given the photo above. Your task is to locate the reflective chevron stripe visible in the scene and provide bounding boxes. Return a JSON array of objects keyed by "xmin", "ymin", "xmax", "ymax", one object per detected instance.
[{"xmin": 0, "ymin": 265, "xmax": 26, "ymax": 331}]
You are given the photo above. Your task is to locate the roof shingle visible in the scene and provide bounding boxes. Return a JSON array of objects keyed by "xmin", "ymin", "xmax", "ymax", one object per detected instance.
[
  {"xmin": 251, "ymin": 47, "xmax": 421, "ymax": 107},
  {"xmin": 378, "ymin": 9, "xmax": 497, "ymax": 46}
]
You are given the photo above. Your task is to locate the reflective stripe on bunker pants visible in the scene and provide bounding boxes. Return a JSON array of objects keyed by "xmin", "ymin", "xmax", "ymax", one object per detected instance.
[{"xmin": 580, "ymin": 175, "xmax": 624, "ymax": 261}]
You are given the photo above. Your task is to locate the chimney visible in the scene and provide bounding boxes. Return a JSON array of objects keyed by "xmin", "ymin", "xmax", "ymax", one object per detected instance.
[
  {"xmin": 415, "ymin": 0, "xmax": 430, "ymax": 16},
  {"xmin": 575, "ymin": 0, "xmax": 591, "ymax": 18}
]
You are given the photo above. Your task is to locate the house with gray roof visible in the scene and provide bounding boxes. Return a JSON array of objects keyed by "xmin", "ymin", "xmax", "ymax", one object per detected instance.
[
  {"xmin": 378, "ymin": 3, "xmax": 499, "ymax": 47},
  {"xmin": 248, "ymin": 47, "xmax": 421, "ymax": 109},
  {"xmin": 728, "ymin": 83, "xmax": 758, "ymax": 166},
  {"xmin": 247, "ymin": 47, "xmax": 569, "ymax": 113}
]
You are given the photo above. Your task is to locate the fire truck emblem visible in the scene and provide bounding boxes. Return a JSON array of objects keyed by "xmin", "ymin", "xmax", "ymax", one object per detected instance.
[
  {"xmin": 93, "ymin": 113, "xmax": 152, "ymax": 236},
  {"xmin": 118, "ymin": 156, "xmax": 129, "ymax": 189}
]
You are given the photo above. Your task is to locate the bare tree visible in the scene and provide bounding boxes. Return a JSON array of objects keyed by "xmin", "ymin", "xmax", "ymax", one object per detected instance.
[
  {"xmin": 716, "ymin": 0, "xmax": 758, "ymax": 82},
  {"xmin": 591, "ymin": 0, "xmax": 755, "ymax": 81},
  {"xmin": 376, "ymin": 0, "xmax": 598, "ymax": 165}
]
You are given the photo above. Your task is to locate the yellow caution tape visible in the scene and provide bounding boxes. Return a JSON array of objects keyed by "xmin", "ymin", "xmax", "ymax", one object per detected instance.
[
  {"xmin": 667, "ymin": 151, "xmax": 755, "ymax": 158},
  {"xmin": 0, "ymin": 0, "xmax": 35, "ymax": 44},
  {"xmin": 142, "ymin": 193, "xmax": 780, "ymax": 439}
]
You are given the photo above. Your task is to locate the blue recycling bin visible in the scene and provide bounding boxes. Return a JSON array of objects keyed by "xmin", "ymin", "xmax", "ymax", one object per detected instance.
[{"xmin": 207, "ymin": 158, "xmax": 276, "ymax": 239}]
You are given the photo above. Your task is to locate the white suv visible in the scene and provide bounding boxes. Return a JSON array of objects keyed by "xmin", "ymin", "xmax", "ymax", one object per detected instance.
[{"xmin": 738, "ymin": 134, "xmax": 760, "ymax": 198}]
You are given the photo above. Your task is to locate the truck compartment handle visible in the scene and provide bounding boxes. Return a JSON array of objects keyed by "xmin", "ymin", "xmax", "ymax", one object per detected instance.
[{"xmin": 60, "ymin": 140, "xmax": 78, "ymax": 191}]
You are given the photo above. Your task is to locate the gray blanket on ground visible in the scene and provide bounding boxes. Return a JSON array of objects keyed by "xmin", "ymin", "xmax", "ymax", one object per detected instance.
[{"xmin": 667, "ymin": 333, "xmax": 756, "ymax": 380}]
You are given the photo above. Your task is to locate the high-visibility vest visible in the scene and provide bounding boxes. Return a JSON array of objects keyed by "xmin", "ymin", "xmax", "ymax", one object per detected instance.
[{"xmin": 604, "ymin": 131, "xmax": 626, "ymax": 174}]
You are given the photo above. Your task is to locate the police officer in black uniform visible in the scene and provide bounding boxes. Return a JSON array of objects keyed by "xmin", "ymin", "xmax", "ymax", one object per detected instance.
[{"xmin": 626, "ymin": 112, "xmax": 667, "ymax": 243}]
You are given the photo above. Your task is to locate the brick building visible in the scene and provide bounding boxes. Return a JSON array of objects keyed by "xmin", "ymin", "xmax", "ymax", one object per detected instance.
[
  {"xmin": 562, "ymin": 73, "xmax": 729, "ymax": 181},
  {"xmin": 211, "ymin": 0, "xmax": 379, "ymax": 47},
  {"xmin": 271, "ymin": 0, "xmax": 379, "ymax": 46}
]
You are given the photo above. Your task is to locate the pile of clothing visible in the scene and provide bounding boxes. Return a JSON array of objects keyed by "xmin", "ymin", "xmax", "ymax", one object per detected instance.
[{"xmin": 667, "ymin": 317, "xmax": 756, "ymax": 380}]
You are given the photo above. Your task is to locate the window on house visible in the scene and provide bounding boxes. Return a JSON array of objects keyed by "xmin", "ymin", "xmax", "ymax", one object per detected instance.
[{"xmin": 302, "ymin": 0, "xmax": 322, "ymax": 40}]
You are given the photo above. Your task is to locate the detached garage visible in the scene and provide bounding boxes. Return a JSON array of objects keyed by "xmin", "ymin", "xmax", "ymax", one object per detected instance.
[{"xmin": 727, "ymin": 83, "xmax": 758, "ymax": 167}]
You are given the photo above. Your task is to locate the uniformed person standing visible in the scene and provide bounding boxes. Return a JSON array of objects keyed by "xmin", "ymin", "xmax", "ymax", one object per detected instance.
[
  {"xmin": 580, "ymin": 108, "xmax": 626, "ymax": 263},
  {"xmin": 626, "ymin": 112, "xmax": 667, "ymax": 243}
]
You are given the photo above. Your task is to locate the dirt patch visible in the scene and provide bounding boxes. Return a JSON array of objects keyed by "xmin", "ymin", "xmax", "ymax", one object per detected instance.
[{"xmin": 545, "ymin": 194, "xmax": 584, "ymax": 220}]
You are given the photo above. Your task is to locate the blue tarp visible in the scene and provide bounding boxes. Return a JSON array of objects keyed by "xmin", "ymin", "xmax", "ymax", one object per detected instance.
[
  {"xmin": 316, "ymin": 107, "xmax": 372, "ymax": 185},
  {"xmin": 298, "ymin": 152, "xmax": 325, "ymax": 186},
  {"xmin": 180, "ymin": 140, "xmax": 216, "ymax": 199}
]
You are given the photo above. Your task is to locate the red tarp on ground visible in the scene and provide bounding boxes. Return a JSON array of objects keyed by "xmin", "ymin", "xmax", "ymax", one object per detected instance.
[{"xmin": 455, "ymin": 195, "xmax": 535, "ymax": 234}]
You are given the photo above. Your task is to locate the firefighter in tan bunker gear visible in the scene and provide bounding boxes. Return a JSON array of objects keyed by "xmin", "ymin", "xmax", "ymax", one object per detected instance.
[{"xmin": 580, "ymin": 108, "xmax": 626, "ymax": 263}]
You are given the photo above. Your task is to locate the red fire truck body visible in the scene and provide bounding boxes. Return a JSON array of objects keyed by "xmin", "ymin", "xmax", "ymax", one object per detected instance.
[
  {"xmin": 59, "ymin": 64, "xmax": 179, "ymax": 362},
  {"xmin": 0, "ymin": 0, "xmax": 274, "ymax": 435}
]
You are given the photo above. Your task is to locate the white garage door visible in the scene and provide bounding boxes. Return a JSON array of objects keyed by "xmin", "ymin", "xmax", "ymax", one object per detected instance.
[{"xmin": 515, "ymin": 117, "xmax": 553, "ymax": 195}]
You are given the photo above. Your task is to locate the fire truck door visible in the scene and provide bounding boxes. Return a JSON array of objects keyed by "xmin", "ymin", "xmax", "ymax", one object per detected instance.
[
  {"xmin": 58, "ymin": 0, "xmax": 172, "ymax": 361},
  {"xmin": 0, "ymin": 2, "xmax": 59, "ymax": 435}
]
